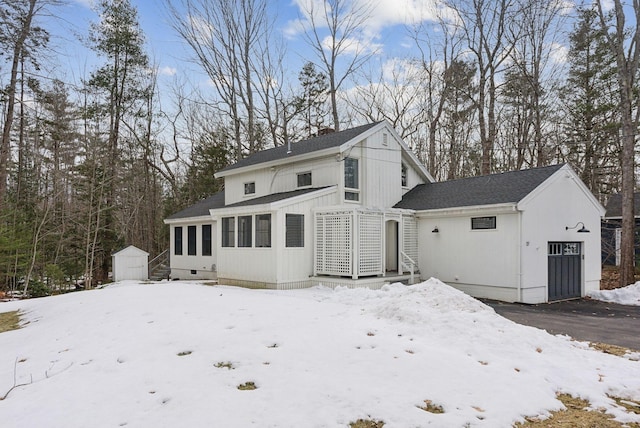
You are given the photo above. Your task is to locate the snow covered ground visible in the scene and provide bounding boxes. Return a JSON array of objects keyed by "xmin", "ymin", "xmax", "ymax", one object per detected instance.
[
  {"xmin": 1, "ymin": 279, "xmax": 640, "ymax": 427},
  {"xmin": 589, "ymin": 282, "xmax": 640, "ymax": 306}
]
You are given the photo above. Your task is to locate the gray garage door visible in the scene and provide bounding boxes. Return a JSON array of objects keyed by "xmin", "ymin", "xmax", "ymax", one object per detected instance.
[{"xmin": 548, "ymin": 242, "xmax": 582, "ymax": 301}]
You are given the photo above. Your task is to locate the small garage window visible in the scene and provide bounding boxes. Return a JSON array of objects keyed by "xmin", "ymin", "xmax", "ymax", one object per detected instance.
[{"xmin": 471, "ymin": 216, "xmax": 496, "ymax": 230}]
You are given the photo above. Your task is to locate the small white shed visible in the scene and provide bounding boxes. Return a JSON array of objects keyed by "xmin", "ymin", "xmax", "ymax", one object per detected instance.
[{"xmin": 112, "ymin": 245, "xmax": 149, "ymax": 281}]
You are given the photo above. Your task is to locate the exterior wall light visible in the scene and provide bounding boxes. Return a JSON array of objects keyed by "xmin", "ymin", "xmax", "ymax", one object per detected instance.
[
  {"xmin": 566, "ymin": 222, "xmax": 590, "ymax": 233},
  {"xmin": 432, "ymin": 226, "xmax": 439, "ymax": 233}
]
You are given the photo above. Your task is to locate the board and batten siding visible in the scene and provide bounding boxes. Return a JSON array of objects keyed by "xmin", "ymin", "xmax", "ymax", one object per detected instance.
[
  {"xmin": 417, "ymin": 210, "xmax": 521, "ymax": 302},
  {"xmin": 169, "ymin": 219, "xmax": 217, "ymax": 280},
  {"xmin": 222, "ymin": 157, "xmax": 340, "ymax": 206},
  {"xmin": 518, "ymin": 168, "xmax": 603, "ymax": 303}
]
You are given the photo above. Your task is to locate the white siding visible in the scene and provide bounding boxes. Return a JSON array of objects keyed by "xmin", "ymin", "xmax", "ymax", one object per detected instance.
[
  {"xmin": 169, "ymin": 220, "xmax": 217, "ymax": 280},
  {"xmin": 223, "ymin": 156, "xmax": 341, "ymax": 205},
  {"xmin": 519, "ymin": 170, "xmax": 602, "ymax": 302},
  {"xmin": 417, "ymin": 211, "xmax": 521, "ymax": 302}
]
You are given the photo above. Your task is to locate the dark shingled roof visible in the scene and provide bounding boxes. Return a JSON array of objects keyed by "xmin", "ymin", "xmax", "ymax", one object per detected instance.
[
  {"xmin": 604, "ymin": 193, "xmax": 640, "ymax": 218},
  {"xmin": 224, "ymin": 187, "xmax": 332, "ymax": 208},
  {"xmin": 395, "ymin": 164, "xmax": 564, "ymax": 210},
  {"xmin": 167, "ymin": 187, "xmax": 332, "ymax": 220},
  {"xmin": 217, "ymin": 122, "xmax": 381, "ymax": 174},
  {"xmin": 166, "ymin": 191, "xmax": 226, "ymax": 219}
]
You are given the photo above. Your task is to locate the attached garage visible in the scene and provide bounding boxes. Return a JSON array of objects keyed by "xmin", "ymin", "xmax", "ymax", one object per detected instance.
[
  {"xmin": 395, "ymin": 164, "xmax": 605, "ymax": 304},
  {"xmin": 548, "ymin": 242, "xmax": 582, "ymax": 301}
]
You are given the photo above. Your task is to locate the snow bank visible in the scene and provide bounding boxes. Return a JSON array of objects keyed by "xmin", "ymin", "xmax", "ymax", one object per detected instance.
[{"xmin": 589, "ymin": 282, "xmax": 640, "ymax": 306}]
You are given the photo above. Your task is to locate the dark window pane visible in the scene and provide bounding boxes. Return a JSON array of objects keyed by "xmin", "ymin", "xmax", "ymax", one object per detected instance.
[
  {"xmin": 471, "ymin": 216, "xmax": 496, "ymax": 230},
  {"xmin": 297, "ymin": 172, "xmax": 312, "ymax": 187},
  {"xmin": 345, "ymin": 191, "xmax": 359, "ymax": 201},
  {"xmin": 255, "ymin": 214, "xmax": 271, "ymax": 248},
  {"xmin": 174, "ymin": 226, "xmax": 183, "ymax": 255},
  {"xmin": 286, "ymin": 214, "xmax": 304, "ymax": 247},
  {"xmin": 188, "ymin": 225, "xmax": 197, "ymax": 255},
  {"xmin": 344, "ymin": 157, "xmax": 359, "ymax": 189},
  {"xmin": 244, "ymin": 182, "xmax": 255, "ymax": 194},
  {"xmin": 222, "ymin": 217, "xmax": 235, "ymax": 247},
  {"xmin": 238, "ymin": 216, "xmax": 252, "ymax": 247},
  {"xmin": 202, "ymin": 224, "xmax": 212, "ymax": 256}
]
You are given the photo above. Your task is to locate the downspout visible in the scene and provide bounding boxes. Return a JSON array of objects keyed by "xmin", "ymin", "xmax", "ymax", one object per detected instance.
[{"xmin": 517, "ymin": 206, "xmax": 523, "ymax": 302}]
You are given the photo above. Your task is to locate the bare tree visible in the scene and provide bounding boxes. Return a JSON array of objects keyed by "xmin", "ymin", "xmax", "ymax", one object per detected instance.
[
  {"xmin": 167, "ymin": 0, "xmax": 273, "ymax": 160},
  {"xmin": 446, "ymin": 0, "xmax": 520, "ymax": 175},
  {"xmin": 596, "ymin": 0, "xmax": 640, "ymax": 287},
  {"xmin": 0, "ymin": 0, "xmax": 54, "ymax": 208},
  {"xmin": 298, "ymin": 0, "xmax": 376, "ymax": 131}
]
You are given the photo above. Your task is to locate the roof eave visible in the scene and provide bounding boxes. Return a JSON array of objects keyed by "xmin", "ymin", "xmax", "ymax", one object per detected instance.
[
  {"xmin": 214, "ymin": 147, "xmax": 342, "ymax": 178},
  {"xmin": 414, "ymin": 202, "xmax": 519, "ymax": 218}
]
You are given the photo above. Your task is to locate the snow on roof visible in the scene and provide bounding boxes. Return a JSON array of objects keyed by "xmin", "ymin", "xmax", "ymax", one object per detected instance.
[{"xmin": 1, "ymin": 278, "xmax": 639, "ymax": 426}]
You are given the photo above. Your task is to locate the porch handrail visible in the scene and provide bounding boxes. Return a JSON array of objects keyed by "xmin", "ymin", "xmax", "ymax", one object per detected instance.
[
  {"xmin": 400, "ymin": 251, "xmax": 418, "ymax": 285},
  {"xmin": 148, "ymin": 249, "xmax": 169, "ymax": 277}
]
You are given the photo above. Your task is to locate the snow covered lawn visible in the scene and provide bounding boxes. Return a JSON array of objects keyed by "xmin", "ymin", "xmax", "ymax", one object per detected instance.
[{"xmin": 1, "ymin": 279, "xmax": 640, "ymax": 427}]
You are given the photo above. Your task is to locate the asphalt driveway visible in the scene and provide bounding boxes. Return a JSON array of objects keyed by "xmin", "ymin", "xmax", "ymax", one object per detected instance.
[{"xmin": 482, "ymin": 298, "xmax": 640, "ymax": 350}]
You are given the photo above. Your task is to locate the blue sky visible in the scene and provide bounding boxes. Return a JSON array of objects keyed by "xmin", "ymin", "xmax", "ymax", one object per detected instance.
[{"xmin": 46, "ymin": 0, "xmax": 442, "ymax": 91}]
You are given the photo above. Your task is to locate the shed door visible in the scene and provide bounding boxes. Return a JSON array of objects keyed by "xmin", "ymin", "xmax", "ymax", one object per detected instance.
[{"xmin": 548, "ymin": 242, "xmax": 581, "ymax": 301}]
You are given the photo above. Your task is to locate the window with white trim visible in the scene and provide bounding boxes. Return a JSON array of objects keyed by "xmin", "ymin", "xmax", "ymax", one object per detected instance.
[
  {"xmin": 187, "ymin": 225, "xmax": 197, "ymax": 255},
  {"xmin": 244, "ymin": 182, "xmax": 255, "ymax": 195},
  {"xmin": 297, "ymin": 172, "xmax": 312, "ymax": 187},
  {"xmin": 344, "ymin": 157, "xmax": 359, "ymax": 201},
  {"xmin": 471, "ymin": 216, "xmax": 496, "ymax": 230},
  {"xmin": 174, "ymin": 226, "xmax": 183, "ymax": 255},
  {"xmin": 202, "ymin": 224, "xmax": 212, "ymax": 256},
  {"xmin": 286, "ymin": 214, "xmax": 304, "ymax": 247},
  {"xmin": 238, "ymin": 215, "xmax": 252, "ymax": 247},
  {"xmin": 222, "ymin": 217, "xmax": 235, "ymax": 247},
  {"xmin": 401, "ymin": 162, "xmax": 408, "ymax": 187},
  {"xmin": 255, "ymin": 214, "xmax": 271, "ymax": 248}
]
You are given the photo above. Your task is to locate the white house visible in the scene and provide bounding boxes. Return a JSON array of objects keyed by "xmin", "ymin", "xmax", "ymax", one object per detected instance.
[{"xmin": 164, "ymin": 121, "xmax": 605, "ymax": 303}]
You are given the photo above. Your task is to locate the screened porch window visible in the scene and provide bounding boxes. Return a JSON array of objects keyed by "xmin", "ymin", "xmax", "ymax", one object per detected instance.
[
  {"xmin": 222, "ymin": 217, "xmax": 235, "ymax": 247},
  {"xmin": 187, "ymin": 225, "xmax": 197, "ymax": 255},
  {"xmin": 174, "ymin": 226, "xmax": 183, "ymax": 255},
  {"xmin": 344, "ymin": 157, "xmax": 359, "ymax": 201},
  {"xmin": 238, "ymin": 216, "xmax": 253, "ymax": 247},
  {"xmin": 202, "ymin": 224, "xmax": 212, "ymax": 256},
  {"xmin": 286, "ymin": 214, "xmax": 304, "ymax": 247},
  {"xmin": 255, "ymin": 214, "xmax": 271, "ymax": 248}
]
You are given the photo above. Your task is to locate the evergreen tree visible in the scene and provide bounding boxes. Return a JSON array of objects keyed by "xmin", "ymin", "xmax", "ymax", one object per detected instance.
[
  {"xmin": 85, "ymin": 0, "xmax": 150, "ymax": 284},
  {"xmin": 561, "ymin": 6, "xmax": 620, "ymax": 200}
]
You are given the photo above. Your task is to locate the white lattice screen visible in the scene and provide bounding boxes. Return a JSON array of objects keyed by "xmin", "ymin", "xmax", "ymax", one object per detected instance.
[
  {"xmin": 315, "ymin": 212, "xmax": 353, "ymax": 276},
  {"xmin": 358, "ymin": 213, "xmax": 383, "ymax": 276},
  {"xmin": 402, "ymin": 215, "xmax": 418, "ymax": 267}
]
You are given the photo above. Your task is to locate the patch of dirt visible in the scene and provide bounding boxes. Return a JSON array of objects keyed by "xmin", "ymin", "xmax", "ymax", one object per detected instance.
[
  {"xmin": 237, "ymin": 381, "xmax": 256, "ymax": 391},
  {"xmin": 349, "ymin": 419, "xmax": 384, "ymax": 428},
  {"xmin": 516, "ymin": 393, "xmax": 640, "ymax": 428},
  {"xmin": 418, "ymin": 399, "xmax": 444, "ymax": 414},
  {"xmin": 590, "ymin": 342, "xmax": 640, "ymax": 357},
  {"xmin": 0, "ymin": 311, "xmax": 20, "ymax": 334}
]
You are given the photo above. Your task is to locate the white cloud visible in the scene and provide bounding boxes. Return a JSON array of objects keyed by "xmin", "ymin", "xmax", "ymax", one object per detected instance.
[
  {"xmin": 549, "ymin": 42, "xmax": 569, "ymax": 64},
  {"xmin": 159, "ymin": 66, "xmax": 177, "ymax": 77},
  {"xmin": 284, "ymin": 0, "xmax": 442, "ymax": 47},
  {"xmin": 73, "ymin": 0, "xmax": 94, "ymax": 8}
]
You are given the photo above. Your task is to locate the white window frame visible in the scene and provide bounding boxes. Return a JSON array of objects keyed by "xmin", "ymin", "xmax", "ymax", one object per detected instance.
[
  {"xmin": 471, "ymin": 216, "xmax": 497, "ymax": 230},
  {"xmin": 344, "ymin": 157, "xmax": 360, "ymax": 202},
  {"xmin": 297, "ymin": 172, "xmax": 312, "ymax": 188},
  {"xmin": 244, "ymin": 182, "xmax": 255, "ymax": 195}
]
